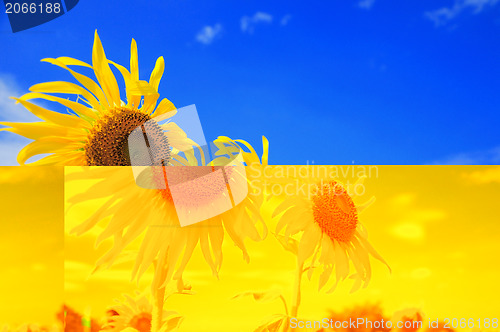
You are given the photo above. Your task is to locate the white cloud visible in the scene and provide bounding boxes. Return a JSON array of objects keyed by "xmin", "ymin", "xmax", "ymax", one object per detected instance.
[
  {"xmin": 411, "ymin": 267, "xmax": 432, "ymax": 280},
  {"xmin": 241, "ymin": 12, "xmax": 273, "ymax": 33},
  {"xmin": 463, "ymin": 166, "xmax": 500, "ymax": 184},
  {"xmin": 280, "ymin": 14, "xmax": 292, "ymax": 26},
  {"xmin": 0, "ymin": 75, "xmax": 39, "ymax": 166},
  {"xmin": 425, "ymin": 0, "xmax": 499, "ymax": 26},
  {"xmin": 0, "ymin": 138, "xmax": 31, "ymax": 166},
  {"xmin": 430, "ymin": 146, "xmax": 500, "ymax": 165},
  {"xmin": 196, "ymin": 23, "xmax": 223, "ymax": 45},
  {"xmin": 0, "ymin": 75, "xmax": 37, "ymax": 123},
  {"xmin": 389, "ymin": 193, "xmax": 447, "ymax": 243},
  {"xmin": 358, "ymin": 0, "xmax": 376, "ymax": 10}
]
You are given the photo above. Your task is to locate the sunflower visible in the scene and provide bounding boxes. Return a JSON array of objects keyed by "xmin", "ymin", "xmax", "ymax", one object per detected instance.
[
  {"xmin": 67, "ymin": 137, "xmax": 268, "ymax": 331},
  {"xmin": 101, "ymin": 291, "xmax": 188, "ymax": 332},
  {"xmin": 267, "ymin": 171, "xmax": 390, "ymax": 316},
  {"xmin": 0, "ymin": 31, "xmax": 183, "ymax": 166},
  {"xmin": 322, "ymin": 304, "xmax": 390, "ymax": 332},
  {"xmin": 57, "ymin": 305, "xmax": 99, "ymax": 332},
  {"xmin": 391, "ymin": 308, "xmax": 424, "ymax": 332},
  {"xmin": 66, "ymin": 136, "xmax": 269, "ymax": 294}
]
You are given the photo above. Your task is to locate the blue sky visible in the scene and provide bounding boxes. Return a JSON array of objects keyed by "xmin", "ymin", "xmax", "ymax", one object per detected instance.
[{"xmin": 1, "ymin": 0, "xmax": 499, "ymax": 165}]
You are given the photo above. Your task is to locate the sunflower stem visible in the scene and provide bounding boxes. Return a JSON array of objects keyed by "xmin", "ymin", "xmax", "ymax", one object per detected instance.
[
  {"xmin": 290, "ymin": 261, "xmax": 304, "ymax": 318},
  {"xmin": 151, "ymin": 285, "xmax": 166, "ymax": 332}
]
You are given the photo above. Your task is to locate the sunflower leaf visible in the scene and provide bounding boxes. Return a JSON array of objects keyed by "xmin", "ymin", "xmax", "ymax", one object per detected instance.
[
  {"xmin": 253, "ymin": 314, "xmax": 288, "ymax": 332},
  {"xmin": 158, "ymin": 315, "xmax": 184, "ymax": 332},
  {"xmin": 274, "ymin": 233, "xmax": 299, "ymax": 255},
  {"xmin": 232, "ymin": 289, "xmax": 283, "ymax": 303}
]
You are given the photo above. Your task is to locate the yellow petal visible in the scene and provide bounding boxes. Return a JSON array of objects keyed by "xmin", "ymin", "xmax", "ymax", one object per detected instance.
[
  {"xmin": 235, "ymin": 138, "xmax": 261, "ymax": 165},
  {"xmin": 164, "ymin": 233, "xmax": 189, "ymax": 285},
  {"xmin": 70, "ymin": 196, "xmax": 118, "ymax": 235},
  {"xmin": 200, "ymin": 229, "xmax": 218, "ymax": 278},
  {"xmin": 129, "ymin": 96, "xmax": 142, "ymax": 110},
  {"xmin": 162, "ymin": 122, "xmax": 202, "ymax": 158},
  {"xmin": 20, "ymin": 92, "xmax": 97, "ymax": 121},
  {"xmin": 284, "ymin": 210, "xmax": 309, "ymax": 237},
  {"xmin": 352, "ymin": 237, "xmax": 372, "ymax": 282},
  {"xmin": 92, "ymin": 31, "xmax": 121, "ymax": 106},
  {"xmin": 96, "ymin": 195, "xmax": 149, "ymax": 245},
  {"xmin": 319, "ymin": 264, "xmax": 333, "ymax": 291},
  {"xmin": 17, "ymin": 137, "xmax": 83, "ymax": 165},
  {"xmin": 357, "ymin": 233, "xmax": 391, "ymax": 273},
  {"xmin": 333, "ymin": 240, "xmax": 349, "ymax": 283},
  {"xmin": 298, "ymin": 223, "xmax": 321, "ymax": 265},
  {"xmin": 120, "ymin": 207, "xmax": 152, "ymax": 250},
  {"xmin": 107, "ymin": 60, "xmax": 131, "ymax": 82},
  {"xmin": 346, "ymin": 244, "xmax": 366, "ymax": 281},
  {"xmin": 29, "ymin": 151, "xmax": 85, "ymax": 166},
  {"xmin": 208, "ymin": 222, "xmax": 224, "ymax": 269},
  {"xmin": 173, "ymin": 234, "xmax": 199, "ymax": 280},
  {"xmin": 152, "ymin": 247, "xmax": 169, "ymax": 291},
  {"xmin": 13, "ymin": 98, "xmax": 89, "ymax": 128},
  {"xmin": 68, "ymin": 172, "xmax": 130, "ymax": 204},
  {"xmin": 153, "ymin": 98, "xmax": 176, "ymax": 117},
  {"xmin": 319, "ymin": 235, "xmax": 334, "ymax": 266},
  {"xmin": 29, "ymin": 81, "xmax": 101, "ymax": 111},
  {"xmin": 273, "ymin": 196, "xmax": 305, "ymax": 219},
  {"xmin": 42, "ymin": 58, "xmax": 109, "ymax": 109},
  {"xmin": 356, "ymin": 196, "xmax": 376, "ymax": 214},
  {"xmin": 262, "ymin": 136, "xmax": 269, "ymax": 166},
  {"xmin": 0, "ymin": 121, "xmax": 86, "ymax": 140},
  {"xmin": 53, "ymin": 56, "xmax": 92, "ymax": 68},
  {"xmin": 141, "ymin": 56, "xmax": 164, "ymax": 113},
  {"xmin": 130, "ymin": 38, "xmax": 139, "ymax": 81},
  {"xmin": 143, "ymin": 94, "xmax": 160, "ymax": 114},
  {"xmin": 108, "ymin": 60, "xmax": 141, "ymax": 108},
  {"xmin": 133, "ymin": 226, "xmax": 173, "ymax": 281},
  {"xmin": 308, "ymin": 232, "xmax": 323, "ymax": 280},
  {"xmin": 127, "ymin": 80, "xmax": 159, "ymax": 96},
  {"xmin": 349, "ymin": 274, "xmax": 363, "ymax": 293},
  {"xmin": 149, "ymin": 56, "xmax": 165, "ymax": 91},
  {"xmin": 223, "ymin": 214, "xmax": 250, "ymax": 263}
]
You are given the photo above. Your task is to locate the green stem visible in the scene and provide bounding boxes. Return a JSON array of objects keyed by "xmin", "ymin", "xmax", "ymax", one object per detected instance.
[
  {"xmin": 290, "ymin": 261, "xmax": 304, "ymax": 318},
  {"xmin": 279, "ymin": 294, "xmax": 289, "ymax": 316},
  {"xmin": 151, "ymin": 284, "xmax": 166, "ymax": 332}
]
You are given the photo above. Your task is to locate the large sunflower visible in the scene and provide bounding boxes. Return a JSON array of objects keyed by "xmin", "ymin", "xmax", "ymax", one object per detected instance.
[
  {"xmin": 66, "ymin": 136, "xmax": 268, "ymax": 331},
  {"xmin": 66, "ymin": 136, "xmax": 269, "ymax": 292},
  {"xmin": 0, "ymin": 31, "xmax": 181, "ymax": 166}
]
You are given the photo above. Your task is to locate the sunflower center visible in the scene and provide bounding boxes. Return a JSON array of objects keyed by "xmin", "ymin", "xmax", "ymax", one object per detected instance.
[
  {"xmin": 129, "ymin": 312, "xmax": 152, "ymax": 332},
  {"xmin": 311, "ymin": 181, "xmax": 358, "ymax": 243},
  {"xmin": 84, "ymin": 107, "xmax": 170, "ymax": 166},
  {"xmin": 157, "ymin": 166, "xmax": 233, "ymax": 207}
]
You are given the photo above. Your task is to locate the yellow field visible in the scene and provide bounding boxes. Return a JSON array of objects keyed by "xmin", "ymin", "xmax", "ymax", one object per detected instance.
[{"xmin": 1, "ymin": 166, "xmax": 499, "ymax": 331}]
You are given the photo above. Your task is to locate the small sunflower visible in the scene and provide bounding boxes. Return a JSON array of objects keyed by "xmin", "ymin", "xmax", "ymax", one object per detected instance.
[
  {"xmin": 391, "ymin": 308, "xmax": 424, "ymax": 332},
  {"xmin": 0, "ymin": 31, "xmax": 182, "ymax": 166},
  {"xmin": 270, "ymin": 174, "xmax": 390, "ymax": 294},
  {"xmin": 57, "ymin": 305, "xmax": 99, "ymax": 332},
  {"xmin": 66, "ymin": 136, "xmax": 269, "ymax": 292},
  {"xmin": 323, "ymin": 304, "xmax": 390, "ymax": 332},
  {"xmin": 101, "ymin": 291, "xmax": 186, "ymax": 332}
]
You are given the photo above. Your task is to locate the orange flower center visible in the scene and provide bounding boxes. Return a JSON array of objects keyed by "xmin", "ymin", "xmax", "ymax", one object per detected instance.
[
  {"xmin": 129, "ymin": 312, "xmax": 152, "ymax": 332},
  {"xmin": 311, "ymin": 181, "xmax": 358, "ymax": 243},
  {"xmin": 84, "ymin": 107, "xmax": 170, "ymax": 166},
  {"xmin": 156, "ymin": 166, "xmax": 234, "ymax": 207}
]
